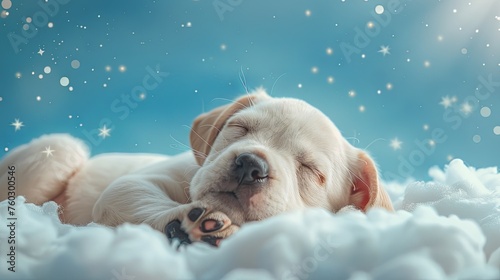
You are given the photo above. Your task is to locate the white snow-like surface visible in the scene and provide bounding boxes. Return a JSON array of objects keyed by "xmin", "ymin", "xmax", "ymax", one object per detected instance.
[{"xmin": 0, "ymin": 159, "xmax": 499, "ymax": 280}]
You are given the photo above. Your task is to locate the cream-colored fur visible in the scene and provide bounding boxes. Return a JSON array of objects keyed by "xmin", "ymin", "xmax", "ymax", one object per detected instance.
[{"xmin": 0, "ymin": 89, "xmax": 393, "ymax": 243}]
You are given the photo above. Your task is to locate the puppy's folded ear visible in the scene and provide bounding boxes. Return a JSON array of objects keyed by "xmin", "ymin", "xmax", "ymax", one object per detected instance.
[
  {"xmin": 190, "ymin": 89, "xmax": 270, "ymax": 165},
  {"xmin": 348, "ymin": 151, "xmax": 394, "ymax": 212}
]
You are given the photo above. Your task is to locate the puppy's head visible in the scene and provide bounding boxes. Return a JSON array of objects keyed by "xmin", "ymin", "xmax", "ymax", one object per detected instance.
[{"xmin": 189, "ymin": 89, "xmax": 393, "ymax": 225}]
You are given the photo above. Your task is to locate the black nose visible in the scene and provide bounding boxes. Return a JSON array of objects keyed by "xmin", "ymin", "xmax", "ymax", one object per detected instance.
[{"xmin": 234, "ymin": 153, "xmax": 269, "ymax": 185}]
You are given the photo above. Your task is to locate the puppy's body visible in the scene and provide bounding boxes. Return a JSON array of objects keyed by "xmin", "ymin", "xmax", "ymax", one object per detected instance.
[{"xmin": 0, "ymin": 89, "xmax": 393, "ymax": 244}]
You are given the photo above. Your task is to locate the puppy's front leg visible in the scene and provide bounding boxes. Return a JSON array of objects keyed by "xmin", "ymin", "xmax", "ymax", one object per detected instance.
[
  {"xmin": 92, "ymin": 175, "xmax": 239, "ymax": 246},
  {"xmin": 92, "ymin": 175, "xmax": 192, "ymax": 232}
]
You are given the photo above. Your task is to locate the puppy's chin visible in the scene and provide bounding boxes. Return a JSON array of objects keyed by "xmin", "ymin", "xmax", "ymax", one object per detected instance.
[
  {"xmin": 196, "ymin": 191, "xmax": 246, "ymax": 226},
  {"xmin": 194, "ymin": 182, "xmax": 280, "ymax": 225}
]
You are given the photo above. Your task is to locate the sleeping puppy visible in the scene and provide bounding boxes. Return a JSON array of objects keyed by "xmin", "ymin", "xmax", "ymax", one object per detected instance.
[{"xmin": 0, "ymin": 89, "xmax": 393, "ymax": 246}]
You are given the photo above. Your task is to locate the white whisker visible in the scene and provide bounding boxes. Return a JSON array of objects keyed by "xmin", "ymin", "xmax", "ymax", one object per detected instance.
[
  {"xmin": 239, "ymin": 66, "xmax": 249, "ymax": 94},
  {"xmin": 271, "ymin": 73, "xmax": 286, "ymax": 96}
]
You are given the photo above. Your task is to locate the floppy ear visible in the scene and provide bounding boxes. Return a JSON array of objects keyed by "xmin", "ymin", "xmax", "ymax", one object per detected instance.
[
  {"xmin": 190, "ymin": 90, "xmax": 270, "ymax": 166},
  {"xmin": 348, "ymin": 151, "xmax": 394, "ymax": 211}
]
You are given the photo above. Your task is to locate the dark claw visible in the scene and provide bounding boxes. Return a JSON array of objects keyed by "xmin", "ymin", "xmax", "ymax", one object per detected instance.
[
  {"xmin": 188, "ymin": 208, "xmax": 205, "ymax": 222},
  {"xmin": 201, "ymin": 236, "xmax": 221, "ymax": 247},
  {"xmin": 201, "ymin": 219, "xmax": 223, "ymax": 233},
  {"xmin": 165, "ymin": 220, "xmax": 191, "ymax": 245}
]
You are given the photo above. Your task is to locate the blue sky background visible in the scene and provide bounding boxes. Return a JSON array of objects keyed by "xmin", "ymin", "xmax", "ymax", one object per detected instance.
[{"xmin": 0, "ymin": 0, "xmax": 499, "ymax": 181}]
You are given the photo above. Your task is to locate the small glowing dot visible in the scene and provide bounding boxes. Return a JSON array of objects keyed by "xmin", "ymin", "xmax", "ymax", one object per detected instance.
[
  {"xmin": 359, "ymin": 105, "xmax": 366, "ymax": 112},
  {"xmin": 326, "ymin": 48, "xmax": 333, "ymax": 55},
  {"xmin": 15, "ymin": 72, "xmax": 21, "ymax": 78},
  {"xmin": 0, "ymin": 10, "xmax": 8, "ymax": 18},
  {"xmin": 298, "ymin": 83, "xmax": 303, "ymax": 88},
  {"xmin": 105, "ymin": 65, "xmax": 111, "ymax": 72},
  {"xmin": 424, "ymin": 60, "xmax": 431, "ymax": 67},
  {"xmin": 69, "ymin": 86, "xmax": 74, "ymax": 91},
  {"xmin": 0, "ymin": 97, "xmax": 3, "ymax": 101},
  {"xmin": 375, "ymin": 5, "xmax": 384, "ymax": 14},
  {"xmin": 103, "ymin": 83, "xmax": 107, "ymax": 88},
  {"xmin": 311, "ymin": 66, "xmax": 318, "ymax": 74},
  {"xmin": 494, "ymin": 126, "xmax": 500, "ymax": 135},
  {"xmin": 437, "ymin": 35, "xmax": 443, "ymax": 41},
  {"xmin": 31, "ymin": 71, "xmax": 35, "ymax": 75},
  {"xmin": 367, "ymin": 21, "xmax": 374, "ymax": 28},
  {"xmin": 44, "ymin": 66, "xmax": 51, "ymax": 74},
  {"xmin": 186, "ymin": 22, "xmax": 192, "ymax": 27},
  {"xmin": 38, "ymin": 74, "xmax": 43, "ymax": 79},
  {"xmin": 423, "ymin": 124, "xmax": 429, "ymax": 131},
  {"xmin": 48, "ymin": 22, "xmax": 53, "ymax": 28},
  {"xmin": 348, "ymin": 90, "xmax": 356, "ymax": 97},
  {"xmin": 480, "ymin": 107, "xmax": 491, "ymax": 117},
  {"xmin": 429, "ymin": 140, "xmax": 436, "ymax": 146},
  {"xmin": 139, "ymin": 93, "xmax": 146, "ymax": 100},
  {"xmin": 119, "ymin": 65, "xmax": 126, "ymax": 72},
  {"xmin": 327, "ymin": 76, "xmax": 334, "ymax": 84},
  {"xmin": 305, "ymin": 10, "xmax": 311, "ymax": 17},
  {"xmin": 220, "ymin": 44, "xmax": 227, "ymax": 51},
  {"xmin": 453, "ymin": 9, "xmax": 457, "ymax": 13},
  {"xmin": 475, "ymin": 29, "xmax": 479, "ymax": 33},
  {"xmin": 36, "ymin": 96, "xmax": 41, "ymax": 101},
  {"xmin": 71, "ymin": 60, "xmax": 80, "ymax": 69},
  {"xmin": 386, "ymin": 83, "xmax": 393, "ymax": 90},
  {"xmin": 60, "ymin": 77, "xmax": 70, "ymax": 87},
  {"xmin": 461, "ymin": 48, "xmax": 468, "ymax": 54},
  {"xmin": 26, "ymin": 17, "xmax": 32, "ymax": 23},
  {"xmin": 472, "ymin": 135, "xmax": 481, "ymax": 143},
  {"xmin": 4, "ymin": 147, "xmax": 8, "ymax": 152},
  {"xmin": 377, "ymin": 90, "xmax": 382, "ymax": 95},
  {"xmin": 361, "ymin": 54, "xmax": 366, "ymax": 59},
  {"xmin": 447, "ymin": 155, "xmax": 453, "ymax": 161},
  {"xmin": 69, "ymin": 115, "xmax": 73, "ymax": 119}
]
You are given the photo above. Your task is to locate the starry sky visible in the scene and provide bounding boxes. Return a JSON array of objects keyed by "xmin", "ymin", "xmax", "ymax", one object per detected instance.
[{"xmin": 0, "ymin": 0, "xmax": 499, "ymax": 181}]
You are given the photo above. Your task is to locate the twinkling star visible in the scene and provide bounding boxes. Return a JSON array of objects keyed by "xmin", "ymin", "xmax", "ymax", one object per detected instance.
[
  {"xmin": 11, "ymin": 119, "xmax": 24, "ymax": 131},
  {"xmin": 378, "ymin": 45, "xmax": 391, "ymax": 56},
  {"xmin": 460, "ymin": 102, "xmax": 473, "ymax": 115},
  {"xmin": 41, "ymin": 146, "xmax": 55, "ymax": 157},
  {"xmin": 390, "ymin": 138, "xmax": 403, "ymax": 150},
  {"xmin": 99, "ymin": 125, "xmax": 111, "ymax": 138},
  {"xmin": 439, "ymin": 96, "xmax": 453, "ymax": 108},
  {"xmin": 37, "ymin": 49, "xmax": 45, "ymax": 56}
]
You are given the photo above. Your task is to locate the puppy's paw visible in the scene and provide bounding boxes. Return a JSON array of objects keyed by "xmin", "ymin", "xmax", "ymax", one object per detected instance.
[
  {"xmin": 181, "ymin": 205, "xmax": 240, "ymax": 247},
  {"xmin": 165, "ymin": 219, "xmax": 191, "ymax": 247}
]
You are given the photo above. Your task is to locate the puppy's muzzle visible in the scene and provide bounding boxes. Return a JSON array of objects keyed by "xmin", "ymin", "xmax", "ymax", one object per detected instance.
[{"xmin": 234, "ymin": 153, "xmax": 269, "ymax": 185}]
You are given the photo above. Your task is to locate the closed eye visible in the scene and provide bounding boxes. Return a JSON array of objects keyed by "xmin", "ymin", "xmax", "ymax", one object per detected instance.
[
  {"xmin": 226, "ymin": 122, "xmax": 249, "ymax": 136},
  {"xmin": 227, "ymin": 123, "xmax": 248, "ymax": 131},
  {"xmin": 299, "ymin": 162, "xmax": 326, "ymax": 186}
]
